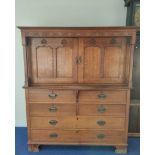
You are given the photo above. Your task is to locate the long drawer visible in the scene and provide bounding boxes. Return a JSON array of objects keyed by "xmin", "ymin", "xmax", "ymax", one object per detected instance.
[
  {"xmin": 30, "ymin": 116, "xmax": 125, "ymax": 130},
  {"xmin": 28, "ymin": 89, "xmax": 127, "ymax": 104},
  {"xmin": 30, "ymin": 129, "xmax": 125, "ymax": 144},
  {"xmin": 29, "ymin": 103, "xmax": 125, "ymax": 117},
  {"xmin": 79, "ymin": 90, "xmax": 127, "ymax": 104},
  {"xmin": 28, "ymin": 89, "xmax": 76, "ymax": 103}
]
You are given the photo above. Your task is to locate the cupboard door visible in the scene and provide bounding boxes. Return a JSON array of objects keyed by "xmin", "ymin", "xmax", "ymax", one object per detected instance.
[
  {"xmin": 30, "ymin": 38, "xmax": 78, "ymax": 84},
  {"xmin": 78, "ymin": 38, "xmax": 128, "ymax": 84}
]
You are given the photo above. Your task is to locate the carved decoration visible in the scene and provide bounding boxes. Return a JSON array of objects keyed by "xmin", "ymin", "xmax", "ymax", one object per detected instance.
[
  {"xmin": 24, "ymin": 31, "xmax": 132, "ymax": 37},
  {"xmin": 126, "ymin": 36, "xmax": 131, "ymax": 45},
  {"xmin": 41, "ymin": 39, "xmax": 47, "ymax": 44},
  {"xmin": 61, "ymin": 39, "xmax": 68, "ymax": 46},
  {"xmin": 88, "ymin": 38, "xmax": 96, "ymax": 45},
  {"xmin": 110, "ymin": 38, "xmax": 116, "ymax": 44}
]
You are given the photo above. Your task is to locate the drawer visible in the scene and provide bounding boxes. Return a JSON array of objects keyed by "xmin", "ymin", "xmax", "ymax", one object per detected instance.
[
  {"xmin": 79, "ymin": 130, "xmax": 125, "ymax": 144},
  {"xmin": 78, "ymin": 90, "xmax": 127, "ymax": 104},
  {"xmin": 30, "ymin": 129, "xmax": 125, "ymax": 144},
  {"xmin": 77, "ymin": 116, "xmax": 125, "ymax": 130},
  {"xmin": 30, "ymin": 116, "xmax": 76, "ymax": 129},
  {"xmin": 30, "ymin": 116, "xmax": 125, "ymax": 130},
  {"xmin": 30, "ymin": 103, "xmax": 76, "ymax": 116},
  {"xmin": 31, "ymin": 129, "xmax": 80, "ymax": 143},
  {"xmin": 79, "ymin": 104, "xmax": 126, "ymax": 116},
  {"xmin": 28, "ymin": 89, "xmax": 76, "ymax": 103}
]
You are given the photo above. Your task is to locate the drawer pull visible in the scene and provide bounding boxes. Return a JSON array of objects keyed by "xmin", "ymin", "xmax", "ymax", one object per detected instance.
[
  {"xmin": 49, "ymin": 133, "xmax": 58, "ymax": 138},
  {"xmin": 97, "ymin": 106, "xmax": 106, "ymax": 113},
  {"xmin": 97, "ymin": 120, "xmax": 106, "ymax": 126},
  {"xmin": 98, "ymin": 94, "xmax": 107, "ymax": 99},
  {"xmin": 96, "ymin": 134, "xmax": 105, "ymax": 139},
  {"xmin": 48, "ymin": 93, "xmax": 57, "ymax": 99},
  {"xmin": 48, "ymin": 106, "xmax": 57, "ymax": 112},
  {"xmin": 49, "ymin": 120, "xmax": 58, "ymax": 126}
]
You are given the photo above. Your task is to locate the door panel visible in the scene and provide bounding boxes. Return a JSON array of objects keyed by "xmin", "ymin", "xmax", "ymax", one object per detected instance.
[
  {"xmin": 78, "ymin": 37, "xmax": 127, "ymax": 84},
  {"xmin": 30, "ymin": 38, "xmax": 78, "ymax": 84}
]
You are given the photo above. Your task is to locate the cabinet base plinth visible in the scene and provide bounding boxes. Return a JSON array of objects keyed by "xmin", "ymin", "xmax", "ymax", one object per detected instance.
[
  {"xmin": 115, "ymin": 146, "xmax": 127, "ymax": 154},
  {"xmin": 28, "ymin": 144, "xmax": 40, "ymax": 152}
]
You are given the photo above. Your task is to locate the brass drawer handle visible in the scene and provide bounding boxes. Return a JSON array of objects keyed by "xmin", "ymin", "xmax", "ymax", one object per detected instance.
[
  {"xmin": 48, "ymin": 106, "xmax": 57, "ymax": 112},
  {"xmin": 96, "ymin": 134, "xmax": 105, "ymax": 139},
  {"xmin": 48, "ymin": 93, "xmax": 57, "ymax": 99},
  {"xmin": 97, "ymin": 120, "xmax": 106, "ymax": 126},
  {"xmin": 97, "ymin": 106, "xmax": 106, "ymax": 113},
  {"xmin": 49, "ymin": 120, "xmax": 58, "ymax": 126},
  {"xmin": 49, "ymin": 133, "xmax": 58, "ymax": 138},
  {"xmin": 98, "ymin": 94, "xmax": 107, "ymax": 99}
]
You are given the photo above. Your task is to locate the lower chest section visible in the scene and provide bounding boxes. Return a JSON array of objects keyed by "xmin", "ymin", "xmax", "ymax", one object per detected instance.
[{"xmin": 27, "ymin": 88, "xmax": 129, "ymax": 145}]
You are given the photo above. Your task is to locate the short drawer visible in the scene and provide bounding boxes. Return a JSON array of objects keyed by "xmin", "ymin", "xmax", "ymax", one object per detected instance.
[
  {"xmin": 31, "ymin": 129, "xmax": 80, "ymax": 143},
  {"xmin": 77, "ymin": 116, "xmax": 125, "ymax": 130},
  {"xmin": 30, "ymin": 129, "xmax": 125, "ymax": 144},
  {"xmin": 78, "ymin": 90, "xmax": 127, "ymax": 104},
  {"xmin": 80, "ymin": 130, "xmax": 125, "ymax": 144},
  {"xmin": 79, "ymin": 104, "xmax": 126, "ymax": 116},
  {"xmin": 30, "ymin": 116, "xmax": 76, "ymax": 129},
  {"xmin": 29, "ymin": 103, "xmax": 76, "ymax": 116},
  {"xmin": 28, "ymin": 89, "xmax": 76, "ymax": 103}
]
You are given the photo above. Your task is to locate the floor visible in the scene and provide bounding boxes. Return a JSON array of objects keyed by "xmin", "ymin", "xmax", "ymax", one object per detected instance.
[{"xmin": 15, "ymin": 127, "xmax": 140, "ymax": 155}]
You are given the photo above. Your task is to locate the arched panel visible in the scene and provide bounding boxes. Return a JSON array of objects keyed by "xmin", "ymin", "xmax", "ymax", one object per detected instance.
[
  {"xmin": 84, "ymin": 47, "xmax": 101, "ymax": 78},
  {"xmin": 56, "ymin": 47, "xmax": 73, "ymax": 78},
  {"xmin": 36, "ymin": 46, "xmax": 54, "ymax": 78}
]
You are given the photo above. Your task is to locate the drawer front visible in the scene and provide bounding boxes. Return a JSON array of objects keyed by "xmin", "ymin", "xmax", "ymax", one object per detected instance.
[
  {"xmin": 30, "ymin": 129, "xmax": 125, "ymax": 144},
  {"xmin": 79, "ymin": 130, "xmax": 125, "ymax": 144},
  {"xmin": 30, "ymin": 116, "xmax": 76, "ymax": 129},
  {"xmin": 30, "ymin": 103, "xmax": 76, "ymax": 116},
  {"xmin": 79, "ymin": 90, "xmax": 127, "ymax": 104},
  {"xmin": 77, "ymin": 116, "xmax": 125, "ymax": 130},
  {"xmin": 79, "ymin": 104, "xmax": 126, "ymax": 116},
  {"xmin": 31, "ymin": 129, "xmax": 80, "ymax": 143},
  {"xmin": 30, "ymin": 116, "xmax": 125, "ymax": 130},
  {"xmin": 28, "ymin": 89, "xmax": 76, "ymax": 103}
]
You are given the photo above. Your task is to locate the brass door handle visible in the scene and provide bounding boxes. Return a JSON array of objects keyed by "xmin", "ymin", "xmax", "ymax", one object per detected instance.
[
  {"xmin": 49, "ymin": 133, "xmax": 58, "ymax": 138},
  {"xmin": 76, "ymin": 56, "xmax": 82, "ymax": 64},
  {"xmin": 48, "ymin": 106, "xmax": 57, "ymax": 112},
  {"xmin": 96, "ymin": 134, "xmax": 105, "ymax": 139},
  {"xmin": 97, "ymin": 120, "xmax": 106, "ymax": 126},
  {"xmin": 49, "ymin": 120, "xmax": 58, "ymax": 126},
  {"xmin": 98, "ymin": 94, "xmax": 107, "ymax": 99},
  {"xmin": 48, "ymin": 93, "xmax": 57, "ymax": 99},
  {"xmin": 97, "ymin": 106, "xmax": 106, "ymax": 113}
]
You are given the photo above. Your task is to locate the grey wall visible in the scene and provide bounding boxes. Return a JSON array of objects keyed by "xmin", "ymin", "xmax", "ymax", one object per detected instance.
[{"xmin": 15, "ymin": 0, "xmax": 127, "ymax": 126}]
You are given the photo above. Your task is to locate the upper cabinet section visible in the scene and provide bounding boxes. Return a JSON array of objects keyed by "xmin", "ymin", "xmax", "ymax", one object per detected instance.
[{"xmin": 19, "ymin": 27, "xmax": 136, "ymax": 86}]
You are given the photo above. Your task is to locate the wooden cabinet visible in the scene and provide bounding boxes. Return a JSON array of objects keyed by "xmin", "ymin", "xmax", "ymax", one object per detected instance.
[{"xmin": 19, "ymin": 27, "xmax": 136, "ymax": 153}]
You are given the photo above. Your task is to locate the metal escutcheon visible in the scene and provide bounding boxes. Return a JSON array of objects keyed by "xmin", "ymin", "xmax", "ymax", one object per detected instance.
[
  {"xmin": 48, "ymin": 106, "xmax": 57, "ymax": 112},
  {"xmin": 49, "ymin": 133, "xmax": 58, "ymax": 138},
  {"xmin": 97, "ymin": 105, "xmax": 106, "ymax": 113},
  {"xmin": 96, "ymin": 134, "xmax": 105, "ymax": 139},
  {"xmin": 98, "ymin": 94, "xmax": 107, "ymax": 99},
  {"xmin": 97, "ymin": 120, "xmax": 106, "ymax": 126},
  {"xmin": 49, "ymin": 120, "xmax": 58, "ymax": 126},
  {"xmin": 48, "ymin": 93, "xmax": 57, "ymax": 99}
]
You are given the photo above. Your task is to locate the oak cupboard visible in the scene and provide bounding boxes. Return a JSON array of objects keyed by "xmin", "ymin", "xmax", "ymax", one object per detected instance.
[{"xmin": 19, "ymin": 27, "xmax": 136, "ymax": 153}]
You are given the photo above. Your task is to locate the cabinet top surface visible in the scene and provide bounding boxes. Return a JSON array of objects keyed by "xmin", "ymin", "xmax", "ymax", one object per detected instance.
[{"xmin": 18, "ymin": 26, "xmax": 138, "ymax": 31}]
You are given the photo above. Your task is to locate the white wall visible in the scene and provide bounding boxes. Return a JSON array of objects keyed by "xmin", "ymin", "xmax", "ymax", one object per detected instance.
[{"xmin": 15, "ymin": 0, "xmax": 127, "ymax": 126}]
